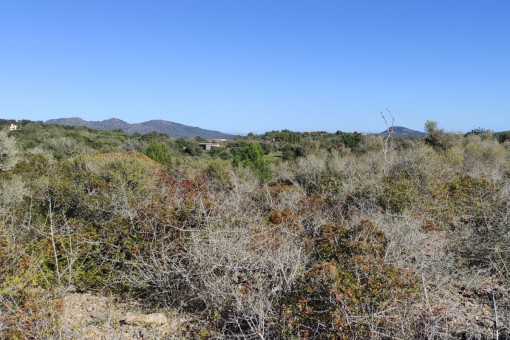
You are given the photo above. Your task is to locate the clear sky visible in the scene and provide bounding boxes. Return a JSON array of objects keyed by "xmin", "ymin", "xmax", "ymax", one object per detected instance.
[{"xmin": 1, "ymin": 1, "xmax": 509, "ymax": 134}]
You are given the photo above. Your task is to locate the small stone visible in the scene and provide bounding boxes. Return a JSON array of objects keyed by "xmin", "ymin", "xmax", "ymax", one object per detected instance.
[
  {"xmin": 139, "ymin": 328, "xmax": 150, "ymax": 339},
  {"xmin": 123, "ymin": 312, "xmax": 167, "ymax": 326},
  {"xmin": 479, "ymin": 318, "xmax": 494, "ymax": 329},
  {"xmin": 66, "ymin": 285, "xmax": 77, "ymax": 293},
  {"xmin": 83, "ymin": 326, "xmax": 103, "ymax": 340},
  {"xmin": 142, "ymin": 313, "xmax": 167, "ymax": 325}
]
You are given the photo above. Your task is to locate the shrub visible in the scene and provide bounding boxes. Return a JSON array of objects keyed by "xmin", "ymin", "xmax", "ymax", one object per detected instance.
[
  {"xmin": 232, "ymin": 143, "xmax": 272, "ymax": 183},
  {"xmin": 424, "ymin": 130, "xmax": 452, "ymax": 151},
  {"xmin": 0, "ymin": 238, "xmax": 62, "ymax": 339},
  {"xmin": 205, "ymin": 159, "xmax": 232, "ymax": 189},
  {"xmin": 144, "ymin": 140, "xmax": 172, "ymax": 165},
  {"xmin": 281, "ymin": 221, "xmax": 417, "ymax": 339}
]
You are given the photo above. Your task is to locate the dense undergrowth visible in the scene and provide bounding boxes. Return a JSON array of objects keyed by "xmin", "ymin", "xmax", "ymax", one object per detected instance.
[{"xmin": 1, "ymin": 122, "xmax": 510, "ymax": 339}]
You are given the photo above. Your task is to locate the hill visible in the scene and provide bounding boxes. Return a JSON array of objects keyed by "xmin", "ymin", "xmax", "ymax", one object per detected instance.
[
  {"xmin": 378, "ymin": 126, "xmax": 425, "ymax": 137},
  {"xmin": 45, "ymin": 117, "xmax": 234, "ymax": 139}
]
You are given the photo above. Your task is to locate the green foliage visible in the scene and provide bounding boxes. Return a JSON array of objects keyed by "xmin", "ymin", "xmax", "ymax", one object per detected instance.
[
  {"xmin": 281, "ymin": 144, "xmax": 303, "ymax": 160},
  {"xmin": 274, "ymin": 130, "xmax": 301, "ymax": 143},
  {"xmin": 232, "ymin": 142, "xmax": 272, "ymax": 182},
  {"xmin": 466, "ymin": 127, "xmax": 488, "ymax": 136},
  {"xmin": 497, "ymin": 131, "xmax": 510, "ymax": 144},
  {"xmin": 378, "ymin": 174, "xmax": 415, "ymax": 213},
  {"xmin": 140, "ymin": 131, "xmax": 170, "ymax": 143},
  {"xmin": 205, "ymin": 159, "xmax": 232, "ymax": 189},
  {"xmin": 10, "ymin": 122, "xmax": 145, "ymax": 159},
  {"xmin": 12, "ymin": 153, "xmax": 51, "ymax": 180},
  {"xmin": 218, "ymin": 149, "xmax": 233, "ymax": 160},
  {"xmin": 17, "ymin": 152, "xmax": 163, "ymax": 291},
  {"xmin": 440, "ymin": 175, "xmax": 498, "ymax": 223},
  {"xmin": 424, "ymin": 120, "xmax": 438, "ymax": 133},
  {"xmin": 260, "ymin": 142, "xmax": 273, "ymax": 155},
  {"xmin": 334, "ymin": 130, "xmax": 363, "ymax": 149},
  {"xmin": 424, "ymin": 129, "xmax": 455, "ymax": 151},
  {"xmin": 144, "ymin": 140, "xmax": 172, "ymax": 165},
  {"xmin": 176, "ymin": 137, "xmax": 203, "ymax": 156}
]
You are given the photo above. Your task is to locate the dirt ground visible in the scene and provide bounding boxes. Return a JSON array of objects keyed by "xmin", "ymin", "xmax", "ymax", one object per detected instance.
[{"xmin": 60, "ymin": 288, "xmax": 185, "ymax": 339}]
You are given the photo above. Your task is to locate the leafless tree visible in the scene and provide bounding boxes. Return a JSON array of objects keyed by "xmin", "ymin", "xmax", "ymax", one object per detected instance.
[{"xmin": 380, "ymin": 110, "xmax": 394, "ymax": 161}]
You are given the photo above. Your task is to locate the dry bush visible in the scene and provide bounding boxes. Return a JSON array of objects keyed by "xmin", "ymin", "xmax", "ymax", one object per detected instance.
[
  {"xmin": 281, "ymin": 220, "xmax": 419, "ymax": 339},
  {"xmin": 364, "ymin": 211, "xmax": 470, "ymax": 338},
  {"xmin": 82, "ymin": 152, "xmax": 160, "ymax": 221},
  {"xmin": 108, "ymin": 165, "xmax": 308, "ymax": 338},
  {"xmin": 462, "ymin": 136, "xmax": 508, "ymax": 181},
  {"xmin": 0, "ymin": 176, "xmax": 27, "ymax": 234}
]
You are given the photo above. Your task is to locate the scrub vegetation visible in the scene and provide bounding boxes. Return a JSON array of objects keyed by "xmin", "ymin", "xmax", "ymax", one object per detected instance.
[{"xmin": 1, "ymin": 119, "xmax": 510, "ymax": 339}]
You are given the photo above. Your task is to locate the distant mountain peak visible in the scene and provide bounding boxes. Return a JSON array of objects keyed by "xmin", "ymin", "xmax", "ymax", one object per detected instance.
[
  {"xmin": 378, "ymin": 126, "xmax": 425, "ymax": 137},
  {"xmin": 102, "ymin": 118, "xmax": 128, "ymax": 123},
  {"xmin": 45, "ymin": 117, "xmax": 234, "ymax": 139},
  {"xmin": 52, "ymin": 117, "xmax": 88, "ymax": 124}
]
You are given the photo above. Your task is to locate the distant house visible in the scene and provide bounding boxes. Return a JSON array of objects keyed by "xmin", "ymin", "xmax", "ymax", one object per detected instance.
[
  {"xmin": 9, "ymin": 124, "xmax": 17, "ymax": 131},
  {"xmin": 199, "ymin": 143, "xmax": 222, "ymax": 150}
]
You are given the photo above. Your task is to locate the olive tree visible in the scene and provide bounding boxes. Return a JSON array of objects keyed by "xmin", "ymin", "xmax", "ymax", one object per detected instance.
[
  {"xmin": 424, "ymin": 120, "xmax": 438, "ymax": 133},
  {"xmin": 0, "ymin": 129, "xmax": 20, "ymax": 171}
]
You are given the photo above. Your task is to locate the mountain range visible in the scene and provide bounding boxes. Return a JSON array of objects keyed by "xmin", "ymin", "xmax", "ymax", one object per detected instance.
[
  {"xmin": 45, "ymin": 117, "xmax": 234, "ymax": 139},
  {"xmin": 43, "ymin": 118, "xmax": 426, "ymax": 139}
]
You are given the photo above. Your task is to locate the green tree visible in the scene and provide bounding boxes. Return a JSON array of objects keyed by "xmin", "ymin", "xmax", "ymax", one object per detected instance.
[
  {"xmin": 335, "ymin": 131, "xmax": 363, "ymax": 149},
  {"xmin": 175, "ymin": 138, "xmax": 203, "ymax": 156},
  {"xmin": 497, "ymin": 131, "xmax": 510, "ymax": 143},
  {"xmin": 144, "ymin": 141, "xmax": 172, "ymax": 165},
  {"xmin": 424, "ymin": 120, "xmax": 438, "ymax": 133},
  {"xmin": 423, "ymin": 120, "xmax": 455, "ymax": 151},
  {"xmin": 232, "ymin": 142, "xmax": 272, "ymax": 182}
]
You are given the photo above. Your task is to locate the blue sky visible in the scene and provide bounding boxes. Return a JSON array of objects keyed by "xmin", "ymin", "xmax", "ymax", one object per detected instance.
[{"xmin": 1, "ymin": 1, "xmax": 509, "ymax": 134}]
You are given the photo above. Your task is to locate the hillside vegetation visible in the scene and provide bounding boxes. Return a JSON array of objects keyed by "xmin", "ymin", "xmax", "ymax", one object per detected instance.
[
  {"xmin": 1, "ymin": 120, "xmax": 510, "ymax": 339},
  {"xmin": 44, "ymin": 117, "xmax": 234, "ymax": 139}
]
